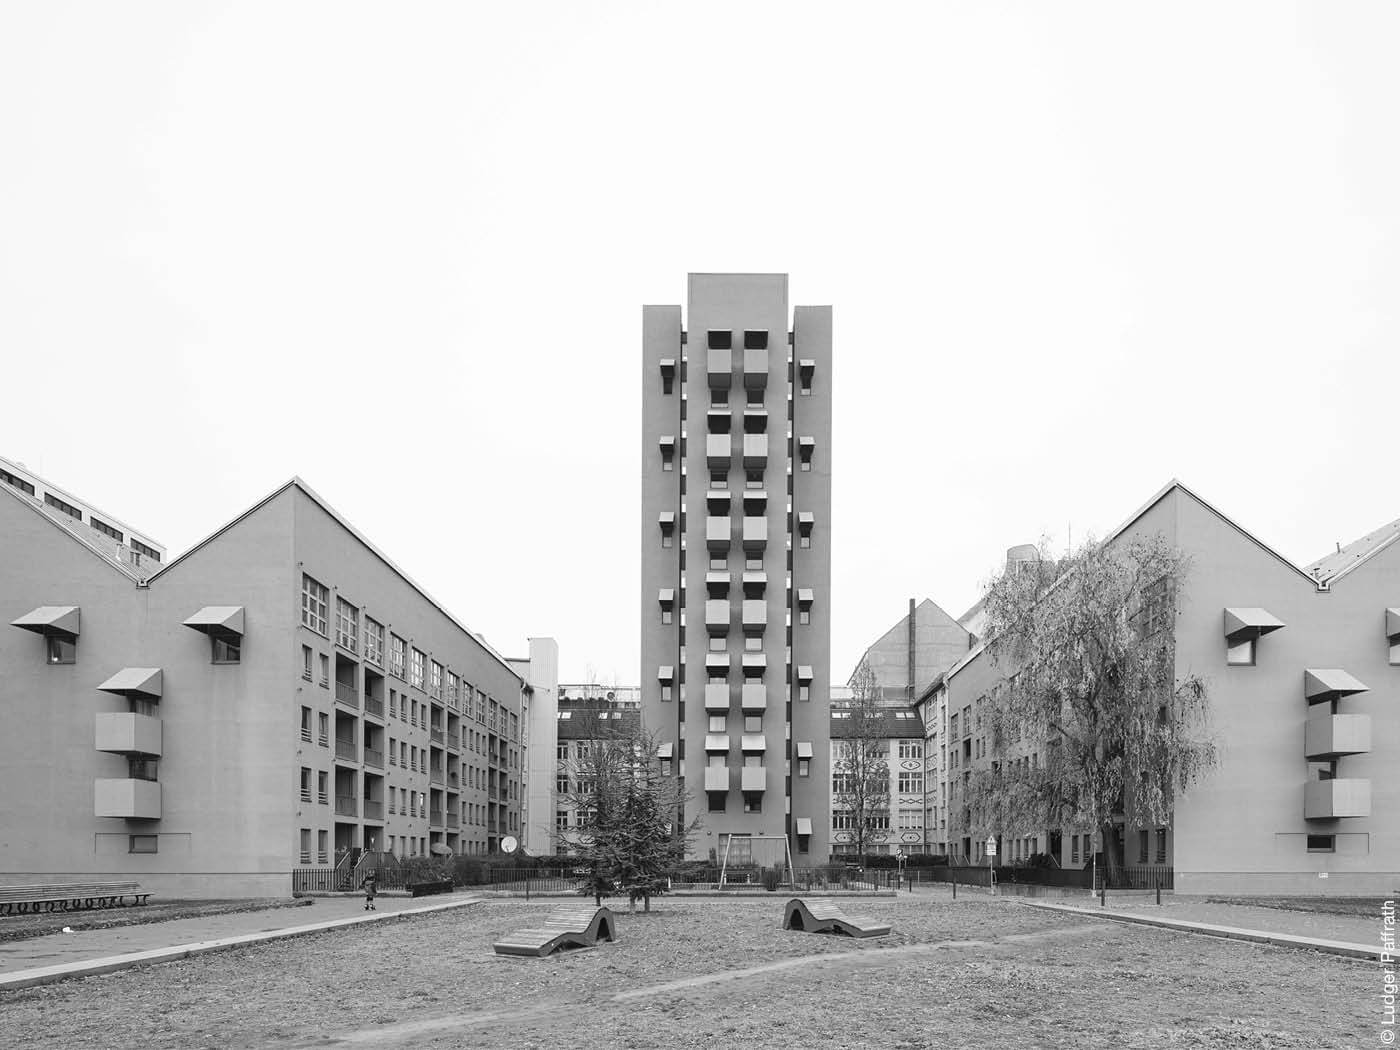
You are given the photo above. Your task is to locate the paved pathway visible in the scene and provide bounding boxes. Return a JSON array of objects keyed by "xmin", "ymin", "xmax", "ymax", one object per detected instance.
[
  {"xmin": 0, "ymin": 893, "xmax": 481, "ymax": 989},
  {"xmin": 1020, "ymin": 898, "xmax": 1386, "ymax": 960}
]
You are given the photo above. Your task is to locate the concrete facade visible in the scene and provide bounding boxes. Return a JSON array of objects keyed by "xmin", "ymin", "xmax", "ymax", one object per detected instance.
[
  {"xmin": 1, "ymin": 474, "xmax": 528, "ymax": 898},
  {"xmin": 509, "ymin": 638, "xmax": 560, "ymax": 857},
  {"xmin": 641, "ymin": 274, "xmax": 833, "ymax": 864},
  {"xmin": 918, "ymin": 481, "xmax": 1400, "ymax": 895}
]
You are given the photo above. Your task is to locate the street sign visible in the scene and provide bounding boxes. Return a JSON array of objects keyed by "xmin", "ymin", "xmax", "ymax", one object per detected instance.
[
  {"xmin": 985, "ymin": 836, "xmax": 997, "ymax": 857},
  {"xmin": 894, "ymin": 848, "xmax": 904, "ymax": 860}
]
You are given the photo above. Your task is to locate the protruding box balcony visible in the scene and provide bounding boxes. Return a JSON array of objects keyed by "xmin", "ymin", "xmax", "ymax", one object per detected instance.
[
  {"xmin": 707, "ymin": 516, "xmax": 732, "ymax": 553},
  {"xmin": 1304, "ymin": 713, "xmax": 1372, "ymax": 759},
  {"xmin": 741, "ymin": 767, "xmax": 767, "ymax": 793},
  {"xmin": 797, "ymin": 588, "xmax": 814, "ymax": 612},
  {"xmin": 705, "ymin": 599, "xmax": 731, "ymax": 636},
  {"xmin": 705, "ymin": 683, "xmax": 731, "ymax": 712},
  {"xmin": 797, "ymin": 511, "xmax": 815, "ymax": 542},
  {"xmin": 743, "ymin": 408, "xmax": 768, "ymax": 433},
  {"xmin": 743, "ymin": 346, "xmax": 768, "ymax": 390},
  {"xmin": 707, "ymin": 344, "xmax": 732, "ymax": 389},
  {"xmin": 1303, "ymin": 669, "xmax": 1369, "ymax": 706},
  {"xmin": 707, "ymin": 433, "xmax": 732, "ymax": 470},
  {"xmin": 1304, "ymin": 779, "xmax": 1371, "ymax": 819},
  {"xmin": 659, "ymin": 358, "xmax": 676, "ymax": 382},
  {"xmin": 95, "ymin": 778, "xmax": 161, "ymax": 819},
  {"xmin": 797, "ymin": 436, "xmax": 815, "ymax": 469},
  {"xmin": 707, "ymin": 409, "xmax": 732, "ymax": 434},
  {"xmin": 742, "ymin": 653, "xmax": 767, "ymax": 678},
  {"xmin": 741, "ymin": 733, "xmax": 766, "ymax": 753},
  {"xmin": 742, "ymin": 517, "xmax": 768, "ymax": 552},
  {"xmin": 743, "ymin": 571, "xmax": 767, "ymax": 598},
  {"xmin": 704, "ymin": 734, "xmax": 731, "ymax": 753},
  {"xmin": 706, "ymin": 489, "xmax": 731, "ymax": 514},
  {"xmin": 658, "ymin": 511, "xmax": 675, "ymax": 542},
  {"xmin": 798, "ymin": 358, "xmax": 815, "ymax": 387},
  {"xmin": 706, "ymin": 571, "xmax": 731, "ymax": 598},
  {"xmin": 742, "ymin": 600, "xmax": 767, "ymax": 635},
  {"xmin": 96, "ymin": 713, "xmax": 162, "ymax": 756},
  {"xmin": 741, "ymin": 683, "xmax": 767, "ymax": 712},
  {"xmin": 742, "ymin": 434, "xmax": 768, "ymax": 470},
  {"xmin": 704, "ymin": 653, "xmax": 731, "ymax": 677},
  {"xmin": 704, "ymin": 766, "xmax": 731, "ymax": 792}
]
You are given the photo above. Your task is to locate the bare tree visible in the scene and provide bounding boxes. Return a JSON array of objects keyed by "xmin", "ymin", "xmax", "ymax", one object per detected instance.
[
  {"xmin": 562, "ymin": 717, "xmax": 698, "ymax": 912},
  {"xmin": 831, "ymin": 661, "xmax": 891, "ymax": 861},
  {"xmin": 976, "ymin": 534, "xmax": 1215, "ymax": 885}
]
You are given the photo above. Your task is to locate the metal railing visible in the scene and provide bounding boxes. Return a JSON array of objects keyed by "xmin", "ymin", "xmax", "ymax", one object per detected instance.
[
  {"xmin": 365, "ymin": 696, "xmax": 384, "ymax": 718},
  {"xmin": 363, "ymin": 800, "xmax": 383, "ymax": 820},
  {"xmin": 364, "ymin": 747, "xmax": 383, "ymax": 770},
  {"xmin": 334, "ymin": 681, "xmax": 359, "ymax": 708},
  {"xmin": 334, "ymin": 740, "xmax": 357, "ymax": 762},
  {"xmin": 334, "ymin": 795, "xmax": 358, "ymax": 817}
]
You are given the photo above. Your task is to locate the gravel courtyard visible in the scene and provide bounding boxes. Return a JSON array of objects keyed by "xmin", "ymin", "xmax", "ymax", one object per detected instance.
[{"xmin": 0, "ymin": 894, "xmax": 1375, "ymax": 1049}]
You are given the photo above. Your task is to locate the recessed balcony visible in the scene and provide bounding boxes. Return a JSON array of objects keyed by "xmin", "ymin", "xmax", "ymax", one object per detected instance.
[
  {"xmin": 1304, "ymin": 779, "xmax": 1371, "ymax": 820},
  {"xmin": 95, "ymin": 712, "xmax": 162, "ymax": 756},
  {"xmin": 95, "ymin": 778, "xmax": 161, "ymax": 819},
  {"xmin": 705, "ymin": 683, "xmax": 731, "ymax": 711},
  {"xmin": 705, "ymin": 599, "xmax": 731, "ymax": 636},
  {"xmin": 1304, "ymin": 713, "xmax": 1372, "ymax": 759},
  {"xmin": 704, "ymin": 766, "xmax": 731, "ymax": 792},
  {"xmin": 707, "ymin": 516, "xmax": 732, "ymax": 553}
]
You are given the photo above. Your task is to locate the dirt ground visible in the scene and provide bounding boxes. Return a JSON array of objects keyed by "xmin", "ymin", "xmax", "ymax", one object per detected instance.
[{"xmin": 0, "ymin": 896, "xmax": 1375, "ymax": 1049}]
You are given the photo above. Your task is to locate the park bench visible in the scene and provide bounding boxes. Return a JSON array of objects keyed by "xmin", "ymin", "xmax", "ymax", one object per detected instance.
[
  {"xmin": 492, "ymin": 904, "xmax": 617, "ymax": 957},
  {"xmin": 782, "ymin": 897, "xmax": 891, "ymax": 939},
  {"xmin": 0, "ymin": 882, "xmax": 150, "ymax": 917}
]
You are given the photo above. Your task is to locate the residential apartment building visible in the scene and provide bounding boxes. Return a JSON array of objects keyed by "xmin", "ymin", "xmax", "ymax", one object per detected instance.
[
  {"xmin": 1, "ymin": 454, "xmax": 165, "ymax": 574},
  {"xmin": 828, "ymin": 689, "xmax": 929, "ymax": 856},
  {"xmin": 917, "ymin": 480, "xmax": 1399, "ymax": 895},
  {"xmin": 552, "ymin": 685, "xmax": 642, "ymax": 855},
  {"xmin": 1, "ymin": 469, "xmax": 529, "ymax": 897},
  {"xmin": 509, "ymin": 638, "xmax": 560, "ymax": 857},
  {"xmin": 641, "ymin": 273, "xmax": 833, "ymax": 865}
]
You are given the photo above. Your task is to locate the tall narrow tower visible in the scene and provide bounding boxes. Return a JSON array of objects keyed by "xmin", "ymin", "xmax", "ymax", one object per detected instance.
[{"xmin": 641, "ymin": 274, "xmax": 832, "ymax": 863}]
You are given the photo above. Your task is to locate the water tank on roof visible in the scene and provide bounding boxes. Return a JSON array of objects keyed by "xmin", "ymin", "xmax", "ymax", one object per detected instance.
[{"xmin": 1006, "ymin": 544, "xmax": 1041, "ymax": 575}]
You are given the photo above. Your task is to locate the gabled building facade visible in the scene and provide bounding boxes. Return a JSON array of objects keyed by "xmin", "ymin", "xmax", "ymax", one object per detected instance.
[
  {"xmin": 919, "ymin": 481, "xmax": 1399, "ymax": 894},
  {"xmin": 1, "ymin": 473, "xmax": 529, "ymax": 897}
]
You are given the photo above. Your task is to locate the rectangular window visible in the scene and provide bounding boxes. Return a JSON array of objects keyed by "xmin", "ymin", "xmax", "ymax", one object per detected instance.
[
  {"xmin": 389, "ymin": 635, "xmax": 407, "ymax": 678},
  {"xmin": 319, "ymin": 653, "xmax": 329, "ymax": 686},
  {"xmin": 898, "ymin": 772, "xmax": 922, "ymax": 793},
  {"xmin": 334, "ymin": 598, "xmax": 358, "ymax": 653},
  {"xmin": 90, "ymin": 517, "xmax": 124, "ymax": 543},
  {"xmin": 1071, "ymin": 834, "xmax": 1080, "ymax": 864},
  {"xmin": 299, "ymin": 828, "xmax": 311, "ymax": 864},
  {"xmin": 364, "ymin": 618, "xmax": 384, "ymax": 666},
  {"xmin": 1226, "ymin": 638, "xmax": 1255, "ymax": 666},
  {"xmin": 898, "ymin": 741, "xmax": 923, "ymax": 760},
  {"xmin": 46, "ymin": 635, "xmax": 76, "ymax": 664},
  {"xmin": 300, "ymin": 706, "xmax": 312, "ymax": 742},
  {"xmin": 318, "ymin": 770, "xmax": 328, "ymax": 804},
  {"xmin": 0, "ymin": 468, "xmax": 36, "ymax": 496},
  {"xmin": 212, "ymin": 637, "xmax": 240, "ymax": 664},
  {"xmin": 430, "ymin": 661, "xmax": 443, "ymax": 698},
  {"xmin": 318, "ymin": 712, "xmax": 329, "ymax": 747},
  {"xmin": 299, "ymin": 767, "xmax": 312, "ymax": 803},
  {"xmin": 302, "ymin": 646, "xmax": 313, "ymax": 681},
  {"xmin": 130, "ymin": 538, "xmax": 161, "ymax": 562},
  {"xmin": 317, "ymin": 829, "xmax": 328, "ymax": 864},
  {"xmin": 301, "ymin": 575, "xmax": 329, "ymax": 635},
  {"xmin": 797, "ymin": 758, "xmax": 810, "ymax": 778},
  {"xmin": 410, "ymin": 649, "xmax": 425, "ymax": 690},
  {"xmin": 129, "ymin": 834, "xmax": 158, "ymax": 854},
  {"xmin": 1137, "ymin": 829, "xmax": 1149, "ymax": 864},
  {"xmin": 44, "ymin": 492, "xmax": 82, "ymax": 520},
  {"xmin": 1306, "ymin": 834, "xmax": 1335, "ymax": 853},
  {"xmin": 446, "ymin": 671, "xmax": 459, "ymax": 706}
]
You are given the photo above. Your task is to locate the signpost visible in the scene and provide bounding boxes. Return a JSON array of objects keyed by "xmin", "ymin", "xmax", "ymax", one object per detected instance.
[
  {"xmin": 894, "ymin": 848, "xmax": 905, "ymax": 891},
  {"xmin": 985, "ymin": 836, "xmax": 997, "ymax": 895}
]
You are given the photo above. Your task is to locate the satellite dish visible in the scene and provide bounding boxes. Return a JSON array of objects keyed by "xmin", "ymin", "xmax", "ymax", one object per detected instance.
[{"xmin": 501, "ymin": 835, "xmax": 518, "ymax": 854}]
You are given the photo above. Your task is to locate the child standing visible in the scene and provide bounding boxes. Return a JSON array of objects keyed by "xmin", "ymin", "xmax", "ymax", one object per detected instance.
[{"xmin": 361, "ymin": 870, "xmax": 377, "ymax": 911}]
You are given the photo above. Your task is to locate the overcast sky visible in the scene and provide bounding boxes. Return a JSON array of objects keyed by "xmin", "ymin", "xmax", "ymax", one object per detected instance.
[{"xmin": 2, "ymin": 3, "xmax": 1396, "ymax": 685}]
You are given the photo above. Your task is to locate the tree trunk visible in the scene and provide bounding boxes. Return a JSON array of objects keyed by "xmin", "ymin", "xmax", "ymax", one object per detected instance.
[
  {"xmin": 643, "ymin": 893, "xmax": 651, "ymax": 913},
  {"xmin": 1099, "ymin": 821, "xmax": 1123, "ymax": 889}
]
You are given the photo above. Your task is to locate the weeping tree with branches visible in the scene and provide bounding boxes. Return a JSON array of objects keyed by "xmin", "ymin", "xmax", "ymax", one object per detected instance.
[
  {"xmin": 976, "ymin": 534, "xmax": 1216, "ymax": 886},
  {"xmin": 831, "ymin": 661, "xmax": 892, "ymax": 861},
  {"xmin": 563, "ymin": 718, "xmax": 699, "ymax": 912}
]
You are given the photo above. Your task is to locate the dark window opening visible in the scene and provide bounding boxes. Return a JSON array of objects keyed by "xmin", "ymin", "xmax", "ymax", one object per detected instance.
[
  {"xmin": 90, "ymin": 517, "xmax": 124, "ymax": 543},
  {"xmin": 707, "ymin": 330, "xmax": 732, "ymax": 349},
  {"xmin": 213, "ymin": 637, "xmax": 241, "ymax": 664},
  {"xmin": 1306, "ymin": 834, "xmax": 1335, "ymax": 853},
  {"xmin": 44, "ymin": 492, "xmax": 82, "ymax": 520},
  {"xmin": 46, "ymin": 636, "xmax": 76, "ymax": 665},
  {"xmin": 743, "ymin": 330, "xmax": 768, "ymax": 349}
]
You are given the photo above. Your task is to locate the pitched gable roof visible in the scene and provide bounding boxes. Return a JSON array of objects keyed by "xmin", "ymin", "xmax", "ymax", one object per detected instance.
[
  {"xmin": 1303, "ymin": 516, "xmax": 1400, "ymax": 586},
  {"xmin": 0, "ymin": 481, "xmax": 148, "ymax": 583}
]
